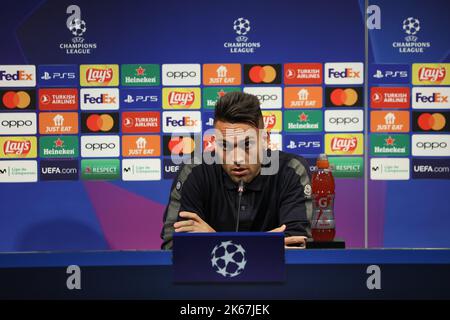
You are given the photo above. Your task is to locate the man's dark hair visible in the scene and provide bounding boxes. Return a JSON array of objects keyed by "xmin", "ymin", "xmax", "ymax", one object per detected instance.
[{"xmin": 214, "ymin": 91, "xmax": 263, "ymax": 128}]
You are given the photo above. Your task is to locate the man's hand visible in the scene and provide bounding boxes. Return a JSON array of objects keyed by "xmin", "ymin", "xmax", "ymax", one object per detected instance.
[
  {"xmin": 174, "ymin": 211, "xmax": 216, "ymax": 233},
  {"xmin": 269, "ymin": 224, "xmax": 307, "ymax": 249}
]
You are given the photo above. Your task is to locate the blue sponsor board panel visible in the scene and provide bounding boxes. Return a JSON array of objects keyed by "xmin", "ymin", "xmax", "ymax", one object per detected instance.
[
  {"xmin": 120, "ymin": 88, "xmax": 161, "ymax": 109},
  {"xmin": 369, "ymin": 64, "xmax": 410, "ymax": 84},
  {"xmin": 412, "ymin": 158, "xmax": 450, "ymax": 179},
  {"xmin": 37, "ymin": 65, "xmax": 78, "ymax": 87}
]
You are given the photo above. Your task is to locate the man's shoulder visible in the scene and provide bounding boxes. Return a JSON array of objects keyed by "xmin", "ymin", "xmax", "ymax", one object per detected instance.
[
  {"xmin": 176, "ymin": 160, "xmax": 219, "ymax": 182},
  {"xmin": 275, "ymin": 150, "xmax": 311, "ymax": 178}
]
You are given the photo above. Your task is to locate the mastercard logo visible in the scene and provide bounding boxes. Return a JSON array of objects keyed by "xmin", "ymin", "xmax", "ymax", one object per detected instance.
[
  {"xmin": 1, "ymin": 91, "xmax": 32, "ymax": 109},
  {"xmin": 244, "ymin": 64, "xmax": 281, "ymax": 84},
  {"xmin": 417, "ymin": 113, "xmax": 446, "ymax": 131},
  {"xmin": 81, "ymin": 113, "xmax": 120, "ymax": 133},
  {"xmin": 163, "ymin": 135, "xmax": 196, "ymax": 156},
  {"xmin": 326, "ymin": 87, "xmax": 362, "ymax": 107}
]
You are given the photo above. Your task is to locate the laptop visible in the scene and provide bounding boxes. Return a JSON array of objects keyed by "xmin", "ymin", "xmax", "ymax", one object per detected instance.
[{"xmin": 173, "ymin": 232, "xmax": 285, "ymax": 283}]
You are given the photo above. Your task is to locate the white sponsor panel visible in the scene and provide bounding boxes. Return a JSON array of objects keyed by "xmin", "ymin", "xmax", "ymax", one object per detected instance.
[
  {"xmin": 0, "ymin": 65, "xmax": 36, "ymax": 87},
  {"xmin": 81, "ymin": 135, "xmax": 120, "ymax": 157},
  {"xmin": 370, "ymin": 158, "xmax": 410, "ymax": 180},
  {"xmin": 0, "ymin": 160, "xmax": 38, "ymax": 182},
  {"xmin": 268, "ymin": 133, "xmax": 282, "ymax": 151},
  {"xmin": 162, "ymin": 64, "xmax": 201, "ymax": 86},
  {"xmin": 324, "ymin": 109, "xmax": 364, "ymax": 132},
  {"xmin": 243, "ymin": 87, "xmax": 282, "ymax": 109},
  {"xmin": 0, "ymin": 113, "xmax": 37, "ymax": 135},
  {"xmin": 80, "ymin": 88, "xmax": 119, "ymax": 110},
  {"xmin": 412, "ymin": 134, "xmax": 450, "ymax": 156},
  {"xmin": 412, "ymin": 87, "xmax": 450, "ymax": 109},
  {"xmin": 122, "ymin": 158, "xmax": 161, "ymax": 181},
  {"xmin": 162, "ymin": 111, "xmax": 201, "ymax": 133},
  {"xmin": 324, "ymin": 62, "xmax": 364, "ymax": 85}
]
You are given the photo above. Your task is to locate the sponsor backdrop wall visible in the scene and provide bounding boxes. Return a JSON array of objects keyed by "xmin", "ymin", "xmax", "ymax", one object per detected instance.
[{"xmin": 0, "ymin": 0, "xmax": 448, "ymax": 251}]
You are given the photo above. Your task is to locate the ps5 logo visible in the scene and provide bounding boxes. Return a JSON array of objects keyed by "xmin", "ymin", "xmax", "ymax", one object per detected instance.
[
  {"xmin": 41, "ymin": 72, "xmax": 76, "ymax": 80},
  {"xmin": 123, "ymin": 95, "xmax": 158, "ymax": 103},
  {"xmin": 66, "ymin": 5, "xmax": 87, "ymax": 40}
]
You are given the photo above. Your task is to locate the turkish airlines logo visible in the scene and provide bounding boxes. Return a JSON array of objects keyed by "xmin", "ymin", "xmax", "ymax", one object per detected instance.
[
  {"xmin": 370, "ymin": 87, "xmax": 410, "ymax": 109},
  {"xmin": 284, "ymin": 63, "xmax": 322, "ymax": 85},
  {"xmin": 39, "ymin": 88, "xmax": 78, "ymax": 111},
  {"xmin": 122, "ymin": 111, "xmax": 161, "ymax": 133}
]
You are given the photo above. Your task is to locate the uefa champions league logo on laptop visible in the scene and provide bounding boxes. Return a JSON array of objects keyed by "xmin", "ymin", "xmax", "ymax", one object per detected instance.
[
  {"xmin": 59, "ymin": 5, "xmax": 97, "ymax": 54},
  {"xmin": 211, "ymin": 241, "xmax": 247, "ymax": 278}
]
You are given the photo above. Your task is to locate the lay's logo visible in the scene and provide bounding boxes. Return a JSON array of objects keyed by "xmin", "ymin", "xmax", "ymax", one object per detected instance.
[
  {"xmin": 412, "ymin": 64, "xmax": 450, "ymax": 85},
  {"xmin": 325, "ymin": 134, "xmax": 363, "ymax": 155},
  {"xmin": 262, "ymin": 110, "xmax": 282, "ymax": 132},
  {"xmin": 163, "ymin": 88, "xmax": 200, "ymax": 109},
  {"xmin": 80, "ymin": 65, "xmax": 119, "ymax": 86},
  {"xmin": 0, "ymin": 65, "xmax": 36, "ymax": 87}
]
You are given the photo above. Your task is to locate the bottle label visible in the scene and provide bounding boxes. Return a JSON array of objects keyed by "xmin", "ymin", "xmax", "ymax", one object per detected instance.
[{"xmin": 312, "ymin": 209, "xmax": 335, "ymax": 229}]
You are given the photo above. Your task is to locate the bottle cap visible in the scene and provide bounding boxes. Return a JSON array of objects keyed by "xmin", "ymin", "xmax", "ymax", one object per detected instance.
[{"xmin": 316, "ymin": 153, "xmax": 329, "ymax": 169}]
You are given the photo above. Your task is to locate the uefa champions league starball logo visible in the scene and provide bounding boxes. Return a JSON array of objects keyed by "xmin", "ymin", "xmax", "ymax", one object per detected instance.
[
  {"xmin": 69, "ymin": 18, "xmax": 87, "ymax": 37},
  {"xmin": 233, "ymin": 17, "xmax": 251, "ymax": 36},
  {"xmin": 211, "ymin": 241, "xmax": 247, "ymax": 278},
  {"xmin": 402, "ymin": 17, "xmax": 420, "ymax": 41}
]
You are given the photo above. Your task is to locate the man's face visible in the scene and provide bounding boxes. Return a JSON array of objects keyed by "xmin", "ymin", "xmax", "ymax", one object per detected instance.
[{"xmin": 214, "ymin": 120, "xmax": 267, "ymax": 184}]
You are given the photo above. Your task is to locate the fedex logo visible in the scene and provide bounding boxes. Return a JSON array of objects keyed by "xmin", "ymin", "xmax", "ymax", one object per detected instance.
[
  {"xmin": 412, "ymin": 87, "xmax": 450, "ymax": 109},
  {"xmin": 0, "ymin": 65, "xmax": 36, "ymax": 87},
  {"xmin": 80, "ymin": 89, "xmax": 119, "ymax": 110},
  {"xmin": 325, "ymin": 63, "xmax": 363, "ymax": 84},
  {"xmin": 415, "ymin": 92, "xmax": 448, "ymax": 103},
  {"xmin": 163, "ymin": 111, "xmax": 201, "ymax": 133}
]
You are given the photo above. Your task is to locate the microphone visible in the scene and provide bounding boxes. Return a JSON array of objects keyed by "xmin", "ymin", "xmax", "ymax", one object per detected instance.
[{"xmin": 236, "ymin": 180, "xmax": 245, "ymax": 232}]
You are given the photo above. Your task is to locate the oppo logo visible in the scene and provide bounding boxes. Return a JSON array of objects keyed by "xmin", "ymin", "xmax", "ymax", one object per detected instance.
[
  {"xmin": 328, "ymin": 117, "xmax": 360, "ymax": 125},
  {"xmin": 1, "ymin": 120, "xmax": 33, "ymax": 128},
  {"xmin": 84, "ymin": 142, "xmax": 116, "ymax": 151},
  {"xmin": 416, "ymin": 141, "xmax": 447, "ymax": 150},
  {"xmin": 166, "ymin": 71, "xmax": 197, "ymax": 79},
  {"xmin": 256, "ymin": 94, "xmax": 278, "ymax": 102}
]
